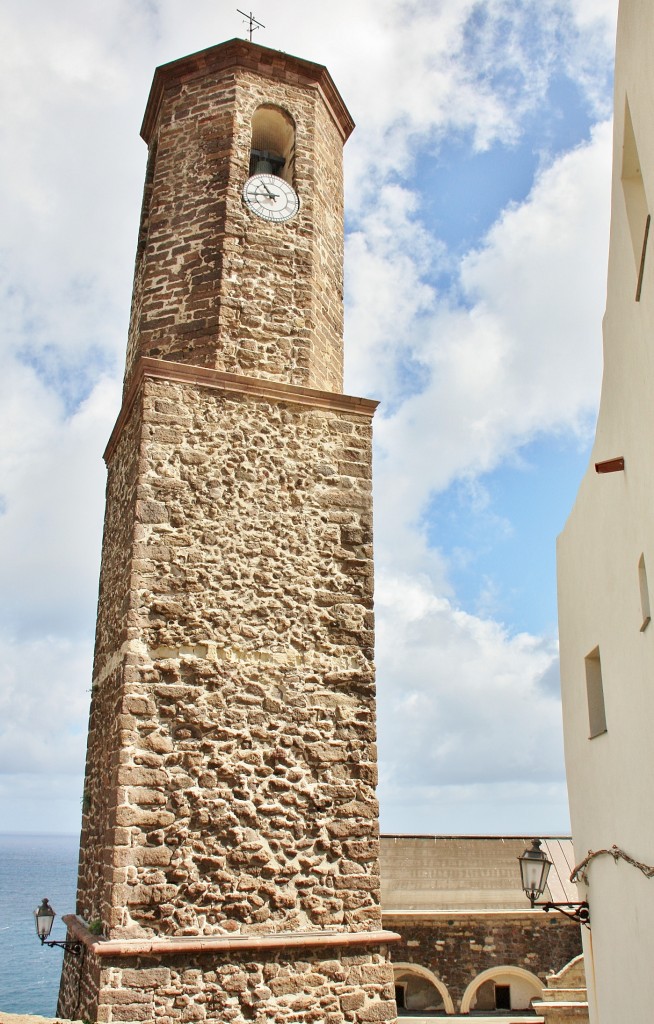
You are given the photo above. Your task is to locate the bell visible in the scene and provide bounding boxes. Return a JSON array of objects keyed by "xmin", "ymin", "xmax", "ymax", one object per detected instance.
[
  {"xmin": 254, "ymin": 155, "xmax": 275, "ymax": 174},
  {"xmin": 251, "ymin": 148, "xmax": 285, "ymax": 176}
]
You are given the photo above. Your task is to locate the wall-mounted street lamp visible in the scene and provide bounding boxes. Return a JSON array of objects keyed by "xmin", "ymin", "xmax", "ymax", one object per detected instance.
[
  {"xmin": 34, "ymin": 898, "xmax": 82, "ymax": 955},
  {"xmin": 518, "ymin": 839, "xmax": 590, "ymax": 926}
]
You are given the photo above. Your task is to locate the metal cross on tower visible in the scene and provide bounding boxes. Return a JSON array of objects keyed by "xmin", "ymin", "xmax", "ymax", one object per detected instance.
[{"xmin": 237, "ymin": 9, "xmax": 265, "ymax": 41}]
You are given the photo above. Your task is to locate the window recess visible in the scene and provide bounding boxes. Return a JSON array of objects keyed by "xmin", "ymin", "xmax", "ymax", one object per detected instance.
[
  {"xmin": 585, "ymin": 647, "xmax": 607, "ymax": 738},
  {"xmin": 639, "ymin": 554, "xmax": 651, "ymax": 631},
  {"xmin": 621, "ymin": 96, "xmax": 650, "ymax": 300}
]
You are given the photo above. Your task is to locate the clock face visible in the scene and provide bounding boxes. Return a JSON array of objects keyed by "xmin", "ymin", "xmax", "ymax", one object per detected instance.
[{"xmin": 243, "ymin": 174, "xmax": 300, "ymax": 223}]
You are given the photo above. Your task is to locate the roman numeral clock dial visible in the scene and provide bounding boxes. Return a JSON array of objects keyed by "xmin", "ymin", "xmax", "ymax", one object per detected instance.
[{"xmin": 243, "ymin": 172, "xmax": 300, "ymax": 222}]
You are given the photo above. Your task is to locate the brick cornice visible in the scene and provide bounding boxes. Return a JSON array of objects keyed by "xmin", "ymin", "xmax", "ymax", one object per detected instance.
[
  {"xmin": 63, "ymin": 915, "xmax": 400, "ymax": 958},
  {"xmin": 141, "ymin": 38, "xmax": 354, "ymax": 144},
  {"xmin": 105, "ymin": 357, "xmax": 377, "ymax": 463}
]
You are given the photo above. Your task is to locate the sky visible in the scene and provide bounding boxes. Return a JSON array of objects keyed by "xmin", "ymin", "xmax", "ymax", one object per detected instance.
[{"xmin": 0, "ymin": 0, "xmax": 619, "ymax": 837}]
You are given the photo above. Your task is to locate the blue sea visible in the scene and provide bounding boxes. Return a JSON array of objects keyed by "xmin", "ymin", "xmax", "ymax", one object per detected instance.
[{"xmin": 0, "ymin": 833, "xmax": 79, "ymax": 1016}]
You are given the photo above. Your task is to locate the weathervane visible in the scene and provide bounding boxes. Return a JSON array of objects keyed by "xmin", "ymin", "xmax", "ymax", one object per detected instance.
[{"xmin": 237, "ymin": 9, "xmax": 265, "ymax": 41}]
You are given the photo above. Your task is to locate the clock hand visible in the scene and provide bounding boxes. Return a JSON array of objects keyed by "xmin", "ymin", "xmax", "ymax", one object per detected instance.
[{"xmin": 261, "ymin": 183, "xmax": 279, "ymax": 199}]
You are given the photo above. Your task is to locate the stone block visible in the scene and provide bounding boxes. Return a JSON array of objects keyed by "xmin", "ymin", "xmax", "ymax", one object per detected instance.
[
  {"xmin": 114, "ymin": 805, "xmax": 175, "ymax": 827},
  {"xmin": 111, "ymin": 1004, "xmax": 154, "ymax": 1021},
  {"xmin": 340, "ymin": 991, "xmax": 366, "ymax": 1011},
  {"xmin": 104, "ymin": 989, "xmax": 154, "ymax": 1005},
  {"xmin": 121, "ymin": 968, "xmax": 172, "ymax": 988}
]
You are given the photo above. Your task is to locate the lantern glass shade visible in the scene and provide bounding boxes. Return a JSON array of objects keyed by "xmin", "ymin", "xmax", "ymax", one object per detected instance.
[
  {"xmin": 34, "ymin": 898, "xmax": 56, "ymax": 940},
  {"xmin": 518, "ymin": 839, "xmax": 552, "ymax": 904}
]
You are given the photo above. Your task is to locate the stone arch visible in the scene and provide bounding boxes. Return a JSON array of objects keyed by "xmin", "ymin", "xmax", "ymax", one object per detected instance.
[
  {"xmin": 460, "ymin": 965, "xmax": 543, "ymax": 1014},
  {"xmin": 392, "ymin": 962, "xmax": 455, "ymax": 1015},
  {"xmin": 249, "ymin": 104, "xmax": 296, "ymax": 184}
]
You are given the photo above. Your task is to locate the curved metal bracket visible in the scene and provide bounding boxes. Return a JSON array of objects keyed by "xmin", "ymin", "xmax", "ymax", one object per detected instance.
[
  {"xmin": 40, "ymin": 936, "xmax": 83, "ymax": 956},
  {"xmin": 536, "ymin": 900, "xmax": 590, "ymax": 927}
]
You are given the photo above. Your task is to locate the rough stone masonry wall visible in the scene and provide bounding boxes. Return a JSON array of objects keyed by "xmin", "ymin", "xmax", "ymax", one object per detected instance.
[
  {"xmin": 59, "ymin": 944, "xmax": 395, "ymax": 1024},
  {"xmin": 74, "ymin": 374, "xmax": 384, "ymax": 945},
  {"xmin": 59, "ymin": 371, "xmax": 397, "ymax": 1022},
  {"xmin": 125, "ymin": 57, "xmax": 345, "ymax": 393},
  {"xmin": 309, "ymin": 88, "xmax": 345, "ymax": 394},
  {"xmin": 386, "ymin": 913, "xmax": 583, "ymax": 1010},
  {"xmin": 75, "ymin": 395, "xmax": 144, "ymax": 927}
]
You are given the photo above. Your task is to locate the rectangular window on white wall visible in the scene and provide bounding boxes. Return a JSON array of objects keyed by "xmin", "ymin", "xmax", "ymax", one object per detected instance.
[
  {"xmin": 585, "ymin": 647, "xmax": 607, "ymax": 738},
  {"xmin": 638, "ymin": 554, "xmax": 651, "ymax": 631}
]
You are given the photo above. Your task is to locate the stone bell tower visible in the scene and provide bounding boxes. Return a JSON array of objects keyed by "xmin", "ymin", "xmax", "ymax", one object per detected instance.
[{"xmin": 58, "ymin": 39, "xmax": 399, "ymax": 1024}]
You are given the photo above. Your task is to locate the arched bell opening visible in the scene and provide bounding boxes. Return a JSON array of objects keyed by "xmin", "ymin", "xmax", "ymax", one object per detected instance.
[{"xmin": 249, "ymin": 104, "xmax": 296, "ymax": 184}]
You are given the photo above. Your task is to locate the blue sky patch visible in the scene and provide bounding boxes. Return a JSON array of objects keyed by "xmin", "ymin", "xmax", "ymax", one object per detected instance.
[{"xmin": 426, "ymin": 432, "xmax": 594, "ymax": 635}]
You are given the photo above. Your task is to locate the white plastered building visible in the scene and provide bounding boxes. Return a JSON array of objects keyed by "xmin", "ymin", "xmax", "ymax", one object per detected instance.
[{"xmin": 557, "ymin": 1, "xmax": 654, "ymax": 1021}]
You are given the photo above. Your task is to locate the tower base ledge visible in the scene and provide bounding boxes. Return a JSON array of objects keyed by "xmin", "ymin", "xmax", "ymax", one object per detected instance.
[
  {"xmin": 62, "ymin": 915, "xmax": 400, "ymax": 958},
  {"xmin": 108, "ymin": 357, "xmax": 378, "ymax": 462}
]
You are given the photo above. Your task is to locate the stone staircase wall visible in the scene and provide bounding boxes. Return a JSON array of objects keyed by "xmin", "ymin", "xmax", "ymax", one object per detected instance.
[{"xmin": 532, "ymin": 953, "xmax": 589, "ymax": 1023}]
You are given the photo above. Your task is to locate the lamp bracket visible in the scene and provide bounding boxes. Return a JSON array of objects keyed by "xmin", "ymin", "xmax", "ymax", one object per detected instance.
[
  {"xmin": 535, "ymin": 900, "xmax": 590, "ymax": 927},
  {"xmin": 40, "ymin": 936, "xmax": 83, "ymax": 956}
]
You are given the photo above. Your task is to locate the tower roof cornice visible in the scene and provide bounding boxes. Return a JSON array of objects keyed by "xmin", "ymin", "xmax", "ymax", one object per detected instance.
[{"xmin": 141, "ymin": 38, "xmax": 355, "ymax": 144}]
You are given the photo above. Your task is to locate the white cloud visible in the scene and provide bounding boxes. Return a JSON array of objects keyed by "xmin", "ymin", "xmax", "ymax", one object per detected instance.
[
  {"xmin": 0, "ymin": 368, "xmax": 117, "ymax": 638},
  {"xmin": 375, "ymin": 572, "xmax": 567, "ymax": 832},
  {"xmin": 345, "ymin": 185, "xmax": 440, "ymax": 401},
  {"xmin": 571, "ymin": 0, "xmax": 618, "ymax": 37},
  {"xmin": 0, "ymin": 772, "xmax": 85, "ymax": 834},
  {"xmin": 379, "ymin": 780, "xmax": 571, "ymax": 835},
  {"xmin": 0, "ymin": 635, "xmax": 90, "ymax": 777}
]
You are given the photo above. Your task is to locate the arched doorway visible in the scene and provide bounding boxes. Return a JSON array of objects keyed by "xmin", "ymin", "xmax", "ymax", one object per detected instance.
[
  {"xmin": 460, "ymin": 966, "xmax": 543, "ymax": 1014},
  {"xmin": 392, "ymin": 963, "xmax": 454, "ymax": 1015}
]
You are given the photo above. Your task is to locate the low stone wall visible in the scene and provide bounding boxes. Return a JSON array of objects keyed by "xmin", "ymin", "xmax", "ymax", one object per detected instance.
[
  {"xmin": 533, "ymin": 953, "xmax": 589, "ymax": 1023},
  {"xmin": 384, "ymin": 912, "xmax": 583, "ymax": 1011},
  {"xmin": 58, "ymin": 937, "xmax": 397, "ymax": 1024}
]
